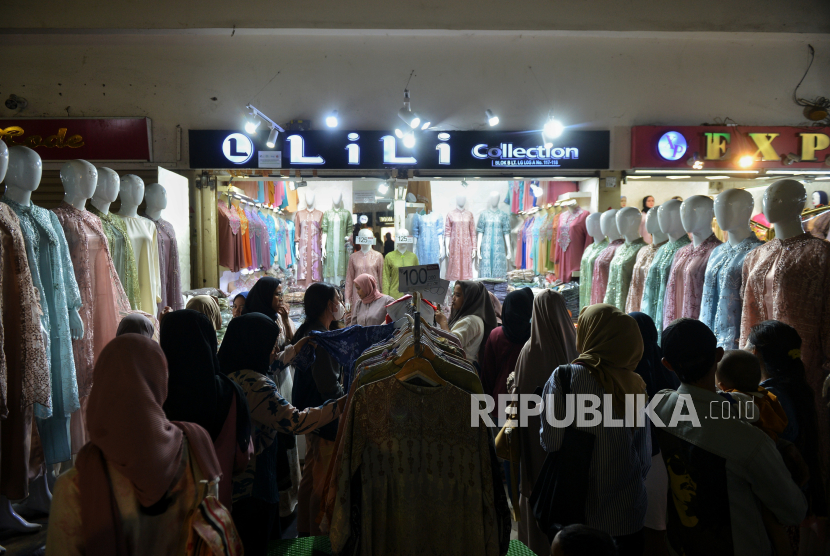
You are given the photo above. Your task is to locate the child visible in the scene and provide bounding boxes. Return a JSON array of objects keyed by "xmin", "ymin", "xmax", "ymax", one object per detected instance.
[
  {"xmin": 550, "ymin": 525, "xmax": 617, "ymax": 556},
  {"xmin": 716, "ymin": 350, "xmax": 788, "ymax": 441}
]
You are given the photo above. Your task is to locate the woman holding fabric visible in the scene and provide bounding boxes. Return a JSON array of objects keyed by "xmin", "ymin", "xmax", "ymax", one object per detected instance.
[
  {"xmin": 540, "ymin": 304, "xmax": 651, "ymax": 556},
  {"xmin": 513, "ymin": 290, "xmax": 578, "ymax": 556},
  {"xmin": 219, "ymin": 313, "xmax": 344, "ymax": 556},
  {"xmin": 243, "ymin": 277, "xmax": 297, "ymax": 348},
  {"xmin": 434, "ymin": 280, "xmax": 498, "ymax": 365},
  {"xmin": 347, "ymin": 274, "xmax": 393, "ymax": 326},
  {"xmin": 46, "ymin": 335, "xmax": 238, "ymax": 555}
]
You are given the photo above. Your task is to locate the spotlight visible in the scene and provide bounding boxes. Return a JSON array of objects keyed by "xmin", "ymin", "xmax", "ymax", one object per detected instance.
[
  {"xmin": 325, "ymin": 111, "xmax": 339, "ymax": 128},
  {"xmin": 378, "ymin": 182, "xmax": 389, "ymax": 194},
  {"xmin": 243, "ymin": 104, "xmax": 285, "ymax": 138},
  {"xmin": 403, "ymin": 132, "xmax": 416, "ymax": 149},
  {"xmin": 781, "ymin": 153, "xmax": 800, "ymax": 166},
  {"xmin": 397, "ymin": 89, "xmax": 421, "ymax": 129},
  {"xmin": 245, "ymin": 116, "xmax": 261, "ymax": 135},
  {"xmin": 686, "ymin": 152, "xmax": 704, "ymax": 169},
  {"xmin": 738, "ymin": 155, "xmax": 754, "ymax": 168},
  {"xmin": 486, "ymin": 109, "xmax": 499, "ymax": 127},
  {"xmin": 266, "ymin": 127, "xmax": 279, "ymax": 148},
  {"xmin": 420, "ymin": 121, "xmax": 431, "ymax": 130},
  {"xmin": 394, "ymin": 128, "xmax": 404, "ymax": 139},
  {"xmin": 296, "ymin": 180, "xmax": 308, "ymax": 188},
  {"xmin": 543, "ymin": 116, "xmax": 564, "ymax": 139}
]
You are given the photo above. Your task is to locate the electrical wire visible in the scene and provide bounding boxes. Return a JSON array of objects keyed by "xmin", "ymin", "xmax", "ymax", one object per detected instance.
[{"xmin": 792, "ymin": 44, "xmax": 829, "ymax": 124}]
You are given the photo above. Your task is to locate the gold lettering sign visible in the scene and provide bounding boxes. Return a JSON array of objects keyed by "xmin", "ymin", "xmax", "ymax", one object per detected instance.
[
  {"xmin": 704, "ymin": 132, "xmax": 730, "ymax": 160},
  {"xmin": 748, "ymin": 133, "xmax": 780, "ymax": 161},
  {"xmin": 800, "ymin": 133, "xmax": 830, "ymax": 161},
  {"xmin": 0, "ymin": 126, "xmax": 84, "ymax": 148}
]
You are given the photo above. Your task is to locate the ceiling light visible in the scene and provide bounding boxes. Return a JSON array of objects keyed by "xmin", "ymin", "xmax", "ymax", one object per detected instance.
[
  {"xmin": 403, "ymin": 132, "xmax": 416, "ymax": 149},
  {"xmin": 626, "ymin": 176, "xmax": 652, "ymax": 179},
  {"xmin": 397, "ymin": 90, "xmax": 421, "ymax": 129},
  {"xmin": 394, "ymin": 128, "xmax": 404, "ymax": 139},
  {"xmin": 667, "ymin": 175, "xmax": 691, "ymax": 179},
  {"xmin": 766, "ymin": 170, "xmax": 830, "ymax": 175},
  {"xmin": 243, "ymin": 104, "xmax": 285, "ymax": 137},
  {"xmin": 420, "ymin": 121, "xmax": 431, "ymax": 130},
  {"xmin": 738, "ymin": 155, "xmax": 755, "ymax": 168},
  {"xmin": 634, "ymin": 169, "xmax": 759, "ymax": 174},
  {"xmin": 325, "ymin": 110, "xmax": 339, "ymax": 128},
  {"xmin": 514, "ymin": 176, "xmax": 524, "ymax": 179},
  {"xmin": 816, "ymin": 177, "xmax": 830, "ymax": 180},
  {"xmin": 543, "ymin": 116, "xmax": 564, "ymax": 139},
  {"xmin": 245, "ymin": 116, "xmax": 261, "ymax": 135},
  {"xmin": 266, "ymin": 126, "xmax": 279, "ymax": 148},
  {"xmin": 705, "ymin": 175, "xmax": 730, "ymax": 180},
  {"xmin": 486, "ymin": 109, "xmax": 499, "ymax": 127},
  {"xmin": 377, "ymin": 182, "xmax": 389, "ymax": 194}
]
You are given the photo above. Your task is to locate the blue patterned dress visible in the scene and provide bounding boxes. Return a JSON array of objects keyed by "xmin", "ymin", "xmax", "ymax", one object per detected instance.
[
  {"xmin": 412, "ymin": 212, "xmax": 444, "ymax": 265},
  {"xmin": 476, "ymin": 209, "xmax": 511, "ymax": 278}
]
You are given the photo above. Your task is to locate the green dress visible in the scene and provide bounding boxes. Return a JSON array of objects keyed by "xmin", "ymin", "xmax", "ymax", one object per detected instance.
[
  {"xmin": 321, "ymin": 207, "xmax": 352, "ymax": 280},
  {"xmin": 89, "ymin": 206, "xmax": 140, "ymax": 310},
  {"xmin": 578, "ymin": 238, "xmax": 608, "ymax": 312},
  {"xmin": 603, "ymin": 238, "xmax": 646, "ymax": 310},
  {"xmin": 382, "ymin": 250, "xmax": 419, "ymax": 300}
]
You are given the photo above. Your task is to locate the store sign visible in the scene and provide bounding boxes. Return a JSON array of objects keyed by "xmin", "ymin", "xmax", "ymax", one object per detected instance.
[
  {"xmin": 257, "ymin": 150, "xmax": 281, "ymax": 168},
  {"xmin": 355, "ymin": 235, "xmax": 376, "ymax": 245},
  {"xmin": 0, "ymin": 118, "xmax": 153, "ymax": 161},
  {"xmin": 632, "ymin": 126, "xmax": 830, "ymax": 169},
  {"xmin": 353, "ymin": 192, "xmax": 377, "ymax": 205},
  {"xmin": 189, "ymin": 129, "xmax": 609, "ymax": 170}
]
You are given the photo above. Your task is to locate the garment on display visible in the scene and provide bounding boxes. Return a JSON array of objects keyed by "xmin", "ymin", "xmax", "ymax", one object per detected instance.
[
  {"xmin": 143, "ymin": 183, "xmax": 184, "ymax": 314},
  {"xmin": 412, "ymin": 211, "xmax": 444, "ymax": 265},
  {"xmin": 552, "ymin": 204, "xmax": 591, "ymax": 283},
  {"xmin": 217, "ymin": 199, "xmax": 246, "ymax": 272},
  {"xmin": 604, "ymin": 239, "xmax": 646, "ymax": 310},
  {"xmin": 589, "ymin": 209, "xmax": 624, "ymax": 305},
  {"xmin": 444, "ymin": 199, "xmax": 476, "ymax": 282},
  {"xmin": 117, "ymin": 175, "xmax": 162, "ymax": 314},
  {"xmin": 321, "ymin": 205, "xmax": 352, "ymax": 282},
  {"xmin": 294, "ymin": 207, "xmax": 324, "ymax": 288},
  {"xmin": 477, "ymin": 205, "xmax": 512, "ymax": 279},
  {"xmin": 624, "ymin": 239, "xmax": 666, "ymax": 314},
  {"xmin": 345, "ymin": 230, "xmax": 384, "ymax": 307},
  {"xmin": 383, "ymin": 231, "xmax": 419, "ymax": 300},
  {"xmin": 578, "ymin": 238, "xmax": 608, "ymax": 312}
]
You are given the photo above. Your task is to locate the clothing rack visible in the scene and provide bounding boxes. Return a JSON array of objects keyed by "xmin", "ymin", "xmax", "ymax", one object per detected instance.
[{"xmin": 218, "ymin": 185, "xmax": 286, "ymax": 214}]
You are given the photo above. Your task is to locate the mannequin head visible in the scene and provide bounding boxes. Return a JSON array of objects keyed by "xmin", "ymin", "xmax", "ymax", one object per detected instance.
[
  {"xmin": 358, "ymin": 228, "xmax": 374, "ymax": 252},
  {"xmin": 813, "ymin": 191, "xmax": 828, "ymax": 208},
  {"xmin": 396, "ymin": 228, "xmax": 410, "ymax": 253},
  {"xmin": 763, "ymin": 179, "xmax": 807, "ymax": 239},
  {"xmin": 488, "ymin": 191, "xmax": 499, "ymax": 208},
  {"xmin": 4, "ymin": 146, "xmax": 42, "ymax": 205},
  {"xmin": 332, "ymin": 190, "xmax": 343, "ymax": 208},
  {"xmin": 304, "ymin": 190, "xmax": 316, "ymax": 209},
  {"xmin": 586, "ymin": 212, "xmax": 604, "ymax": 242},
  {"xmin": 680, "ymin": 196, "xmax": 715, "ymax": 243},
  {"xmin": 600, "ymin": 209, "xmax": 621, "ymax": 241},
  {"xmin": 60, "ymin": 160, "xmax": 98, "ymax": 210},
  {"xmin": 0, "ymin": 141, "xmax": 7, "ymax": 183},
  {"xmin": 616, "ymin": 207, "xmax": 642, "ymax": 243},
  {"xmin": 145, "ymin": 183, "xmax": 168, "ymax": 211},
  {"xmin": 119, "ymin": 175, "xmax": 145, "ymax": 208},
  {"xmin": 646, "ymin": 205, "xmax": 668, "ymax": 244},
  {"xmin": 658, "ymin": 199, "xmax": 686, "ymax": 241},
  {"xmin": 94, "ymin": 167, "xmax": 120, "ymax": 203},
  {"xmin": 456, "ymin": 194, "xmax": 467, "ymax": 209},
  {"xmin": 714, "ymin": 188, "xmax": 754, "ymax": 233}
]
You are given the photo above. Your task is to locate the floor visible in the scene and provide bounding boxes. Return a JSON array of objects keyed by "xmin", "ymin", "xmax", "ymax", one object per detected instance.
[{"xmin": 0, "ymin": 516, "xmax": 47, "ymax": 556}]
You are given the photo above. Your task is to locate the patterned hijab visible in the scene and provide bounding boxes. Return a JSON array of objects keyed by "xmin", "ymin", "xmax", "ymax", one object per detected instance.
[
  {"xmin": 355, "ymin": 274, "xmax": 383, "ymax": 304},
  {"xmin": 186, "ymin": 295, "xmax": 222, "ymax": 330},
  {"xmin": 573, "ymin": 304, "xmax": 646, "ymax": 418}
]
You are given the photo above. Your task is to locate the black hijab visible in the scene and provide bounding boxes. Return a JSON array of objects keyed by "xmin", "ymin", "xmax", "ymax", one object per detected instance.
[
  {"xmin": 218, "ymin": 313, "xmax": 281, "ymax": 375},
  {"xmin": 500, "ymin": 288, "xmax": 534, "ymax": 345},
  {"xmin": 116, "ymin": 312, "xmax": 154, "ymax": 338},
  {"xmin": 160, "ymin": 310, "xmax": 251, "ymax": 452},
  {"xmin": 629, "ymin": 312, "xmax": 680, "ymax": 398},
  {"xmin": 242, "ymin": 277, "xmax": 281, "ymax": 322},
  {"xmin": 642, "ymin": 196, "xmax": 653, "ymax": 214},
  {"xmin": 449, "ymin": 281, "xmax": 499, "ymax": 362}
]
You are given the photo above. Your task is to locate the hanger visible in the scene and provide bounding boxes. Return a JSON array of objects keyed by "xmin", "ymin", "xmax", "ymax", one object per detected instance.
[{"xmin": 395, "ymin": 314, "xmax": 446, "ymax": 387}]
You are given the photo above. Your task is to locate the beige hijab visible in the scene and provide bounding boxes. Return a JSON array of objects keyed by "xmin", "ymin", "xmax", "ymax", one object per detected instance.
[
  {"xmin": 186, "ymin": 295, "xmax": 222, "ymax": 330},
  {"xmin": 573, "ymin": 303, "xmax": 646, "ymax": 418}
]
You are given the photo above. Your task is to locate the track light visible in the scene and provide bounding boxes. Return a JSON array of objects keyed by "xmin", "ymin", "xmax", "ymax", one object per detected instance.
[
  {"xmin": 266, "ymin": 127, "xmax": 279, "ymax": 148},
  {"xmin": 543, "ymin": 116, "xmax": 564, "ymax": 139},
  {"xmin": 486, "ymin": 109, "xmax": 499, "ymax": 127},
  {"xmin": 403, "ymin": 132, "xmax": 416, "ymax": 149},
  {"xmin": 397, "ymin": 89, "xmax": 422, "ymax": 129},
  {"xmin": 686, "ymin": 152, "xmax": 704, "ymax": 169},
  {"xmin": 243, "ymin": 104, "xmax": 285, "ymax": 137},
  {"xmin": 325, "ymin": 111, "xmax": 339, "ymax": 128},
  {"xmin": 394, "ymin": 128, "xmax": 404, "ymax": 139},
  {"xmin": 245, "ymin": 116, "xmax": 261, "ymax": 135},
  {"xmin": 378, "ymin": 182, "xmax": 389, "ymax": 194},
  {"xmin": 420, "ymin": 121, "xmax": 431, "ymax": 130}
]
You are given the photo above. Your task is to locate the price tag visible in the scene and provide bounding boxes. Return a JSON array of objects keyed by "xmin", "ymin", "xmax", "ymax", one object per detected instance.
[
  {"xmin": 355, "ymin": 236, "xmax": 376, "ymax": 245},
  {"xmin": 396, "ymin": 235, "xmax": 415, "ymax": 244},
  {"xmin": 398, "ymin": 264, "xmax": 440, "ymax": 293},
  {"xmin": 419, "ymin": 279, "xmax": 450, "ymax": 305}
]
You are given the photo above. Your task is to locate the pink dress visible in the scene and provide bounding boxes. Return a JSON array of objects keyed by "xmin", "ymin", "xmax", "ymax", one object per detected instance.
[
  {"xmin": 589, "ymin": 239, "xmax": 624, "ymax": 305},
  {"xmin": 624, "ymin": 241, "xmax": 665, "ymax": 313},
  {"xmin": 639, "ymin": 212, "xmax": 653, "ymax": 245},
  {"xmin": 344, "ymin": 249, "xmax": 384, "ymax": 306},
  {"xmin": 740, "ymin": 232, "xmax": 830, "ymax": 482},
  {"xmin": 294, "ymin": 209, "xmax": 323, "ymax": 288},
  {"xmin": 662, "ymin": 234, "xmax": 722, "ymax": 329},
  {"xmin": 551, "ymin": 209, "xmax": 592, "ymax": 283},
  {"xmin": 444, "ymin": 208, "xmax": 476, "ymax": 281}
]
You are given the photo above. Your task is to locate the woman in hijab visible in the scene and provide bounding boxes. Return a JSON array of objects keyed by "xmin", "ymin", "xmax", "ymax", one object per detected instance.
[
  {"xmin": 160, "ymin": 309, "xmax": 253, "ymax": 510},
  {"xmin": 434, "ymin": 280, "xmax": 498, "ymax": 364},
  {"xmin": 243, "ymin": 277, "xmax": 296, "ymax": 350},
  {"xmin": 186, "ymin": 295, "xmax": 223, "ymax": 330},
  {"xmin": 218, "ymin": 313, "xmax": 345, "ymax": 556},
  {"xmin": 513, "ymin": 290, "xmax": 578, "ymax": 555},
  {"xmin": 232, "ymin": 291, "xmax": 248, "ymax": 319},
  {"xmin": 640, "ymin": 196, "xmax": 655, "ymax": 244},
  {"xmin": 347, "ymin": 274, "xmax": 393, "ymax": 326},
  {"xmin": 540, "ymin": 304, "xmax": 649, "ymax": 555},
  {"xmin": 115, "ymin": 312, "xmax": 155, "ymax": 339},
  {"xmin": 47, "ymin": 335, "xmax": 233, "ymax": 555},
  {"xmin": 480, "ymin": 288, "xmax": 534, "ymax": 405},
  {"xmin": 629, "ymin": 312, "xmax": 680, "ymax": 398}
]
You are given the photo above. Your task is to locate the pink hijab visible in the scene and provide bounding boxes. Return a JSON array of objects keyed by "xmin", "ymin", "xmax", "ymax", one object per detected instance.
[
  {"xmin": 355, "ymin": 274, "xmax": 383, "ymax": 304},
  {"xmin": 77, "ymin": 335, "xmax": 220, "ymax": 556}
]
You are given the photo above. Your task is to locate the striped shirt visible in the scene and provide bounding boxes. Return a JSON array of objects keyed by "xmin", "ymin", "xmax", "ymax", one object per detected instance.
[{"xmin": 540, "ymin": 364, "xmax": 651, "ymax": 536}]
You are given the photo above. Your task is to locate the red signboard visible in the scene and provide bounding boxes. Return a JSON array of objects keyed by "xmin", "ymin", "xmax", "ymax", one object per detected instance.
[
  {"xmin": 631, "ymin": 125, "xmax": 830, "ymax": 170},
  {"xmin": 0, "ymin": 118, "xmax": 152, "ymax": 161}
]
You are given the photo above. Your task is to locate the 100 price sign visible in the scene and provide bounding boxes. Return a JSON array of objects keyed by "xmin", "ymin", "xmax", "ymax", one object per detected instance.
[{"xmin": 398, "ymin": 264, "xmax": 440, "ymax": 293}]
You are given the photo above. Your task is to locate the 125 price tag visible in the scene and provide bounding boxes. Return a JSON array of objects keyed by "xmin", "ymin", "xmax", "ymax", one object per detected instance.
[
  {"xmin": 398, "ymin": 264, "xmax": 440, "ymax": 293},
  {"xmin": 355, "ymin": 236, "xmax": 376, "ymax": 245},
  {"xmin": 396, "ymin": 235, "xmax": 415, "ymax": 244}
]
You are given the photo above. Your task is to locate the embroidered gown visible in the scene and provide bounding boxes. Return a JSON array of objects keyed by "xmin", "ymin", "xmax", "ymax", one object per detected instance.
[
  {"xmin": 3, "ymin": 198, "xmax": 78, "ymax": 465},
  {"xmin": 662, "ymin": 234, "xmax": 722, "ymax": 330},
  {"xmin": 345, "ymin": 249, "xmax": 384, "ymax": 307},
  {"xmin": 589, "ymin": 239, "xmax": 624, "ymax": 305},
  {"xmin": 146, "ymin": 216, "xmax": 183, "ymax": 314},
  {"xmin": 322, "ymin": 207, "xmax": 352, "ymax": 281},
  {"xmin": 476, "ymin": 208, "xmax": 511, "ymax": 279},
  {"xmin": 119, "ymin": 215, "xmax": 162, "ymax": 315},
  {"xmin": 444, "ymin": 208, "xmax": 476, "ymax": 281},
  {"xmin": 624, "ymin": 240, "xmax": 666, "ymax": 314},
  {"xmin": 412, "ymin": 212, "xmax": 444, "ymax": 266},
  {"xmin": 640, "ymin": 235, "xmax": 691, "ymax": 341},
  {"xmin": 217, "ymin": 201, "xmax": 245, "ymax": 272},
  {"xmin": 699, "ymin": 236, "xmax": 762, "ymax": 350},
  {"xmin": 579, "ymin": 238, "xmax": 608, "ymax": 312},
  {"xmin": 294, "ymin": 209, "xmax": 324, "ymax": 288},
  {"xmin": 89, "ymin": 207, "xmax": 140, "ymax": 310},
  {"xmin": 603, "ymin": 238, "xmax": 646, "ymax": 310},
  {"xmin": 552, "ymin": 209, "xmax": 591, "ymax": 283}
]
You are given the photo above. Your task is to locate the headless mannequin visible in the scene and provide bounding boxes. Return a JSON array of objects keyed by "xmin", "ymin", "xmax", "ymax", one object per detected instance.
[
  {"xmin": 144, "ymin": 183, "xmax": 167, "ymax": 221},
  {"xmin": 117, "ymin": 175, "xmax": 144, "ymax": 218},
  {"xmin": 600, "ymin": 209, "xmax": 622, "ymax": 241},
  {"xmin": 657, "ymin": 200, "xmax": 686, "ymax": 242},
  {"xmin": 446, "ymin": 194, "xmax": 476, "ymax": 261},
  {"xmin": 295, "ymin": 190, "xmax": 316, "ymax": 260},
  {"xmin": 616, "ymin": 207, "xmax": 643, "ymax": 243},
  {"xmin": 680, "ymin": 196, "xmax": 715, "ymax": 248},
  {"xmin": 476, "ymin": 191, "xmax": 512, "ymax": 262},
  {"xmin": 764, "ymin": 180, "xmax": 807, "ymax": 240},
  {"xmin": 714, "ymin": 189, "xmax": 754, "ymax": 247},
  {"xmin": 90, "ymin": 167, "xmax": 120, "ymax": 215},
  {"xmin": 586, "ymin": 212, "xmax": 605, "ymax": 243},
  {"xmin": 646, "ymin": 207, "xmax": 668, "ymax": 244}
]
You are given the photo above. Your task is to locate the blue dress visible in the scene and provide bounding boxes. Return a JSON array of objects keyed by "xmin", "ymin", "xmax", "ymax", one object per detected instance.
[
  {"xmin": 265, "ymin": 213, "xmax": 278, "ymax": 263},
  {"xmin": 412, "ymin": 212, "xmax": 444, "ymax": 265},
  {"xmin": 2, "ymin": 198, "xmax": 82, "ymax": 465},
  {"xmin": 699, "ymin": 237, "xmax": 762, "ymax": 350},
  {"xmin": 476, "ymin": 209, "xmax": 511, "ymax": 278},
  {"xmin": 640, "ymin": 235, "xmax": 691, "ymax": 341}
]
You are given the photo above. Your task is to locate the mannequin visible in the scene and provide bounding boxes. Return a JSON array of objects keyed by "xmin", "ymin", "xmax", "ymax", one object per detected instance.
[
  {"xmin": 294, "ymin": 190, "xmax": 324, "ymax": 288},
  {"xmin": 444, "ymin": 194, "xmax": 476, "ymax": 281},
  {"xmin": 603, "ymin": 207, "xmax": 646, "ymax": 310},
  {"xmin": 89, "ymin": 168, "xmax": 140, "ymax": 310},
  {"xmin": 53, "ymin": 161, "xmax": 131, "ymax": 455},
  {"xmin": 476, "ymin": 192, "xmax": 511, "ymax": 279},
  {"xmin": 552, "ymin": 201, "xmax": 592, "ymax": 283},
  {"xmin": 625, "ymin": 206, "xmax": 668, "ymax": 313},
  {"xmin": 578, "ymin": 212, "xmax": 607, "ymax": 311},
  {"xmin": 412, "ymin": 204, "xmax": 444, "ymax": 265},
  {"xmin": 813, "ymin": 190, "xmax": 828, "ymax": 209},
  {"xmin": 662, "ymin": 196, "xmax": 722, "ymax": 328},
  {"xmin": 0, "ymin": 144, "xmax": 57, "ymax": 533},
  {"xmin": 345, "ymin": 228, "xmax": 384, "ymax": 309},
  {"xmin": 589, "ymin": 210, "xmax": 624, "ymax": 304},
  {"xmin": 117, "ymin": 175, "xmax": 161, "ymax": 314},
  {"xmin": 639, "ymin": 200, "xmax": 691, "ymax": 340},
  {"xmin": 741, "ymin": 180, "xmax": 830, "ymax": 483},
  {"xmin": 144, "ymin": 183, "xmax": 183, "ymax": 314},
  {"xmin": 383, "ymin": 227, "xmax": 419, "ymax": 300},
  {"xmin": 699, "ymin": 189, "xmax": 761, "ymax": 349},
  {"xmin": 321, "ymin": 190, "xmax": 352, "ymax": 285}
]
